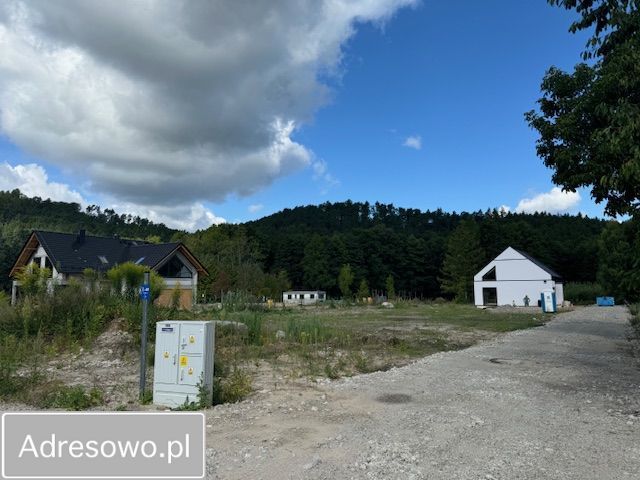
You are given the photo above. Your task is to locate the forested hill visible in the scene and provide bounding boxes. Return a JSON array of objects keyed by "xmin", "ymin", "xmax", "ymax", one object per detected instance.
[
  {"xmin": 187, "ymin": 201, "xmax": 610, "ymax": 300},
  {"xmin": 0, "ymin": 189, "xmax": 178, "ymax": 290},
  {"xmin": 0, "ymin": 191, "xmax": 612, "ymax": 299}
]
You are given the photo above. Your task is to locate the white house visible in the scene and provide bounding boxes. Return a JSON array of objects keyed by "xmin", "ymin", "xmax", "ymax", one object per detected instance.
[
  {"xmin": 282, "ymin": 290, "xmax": 326, "ymax": 306},
  {"xmin": 473, "ymin": 247, "xmax": 564, "ymax": 307}
]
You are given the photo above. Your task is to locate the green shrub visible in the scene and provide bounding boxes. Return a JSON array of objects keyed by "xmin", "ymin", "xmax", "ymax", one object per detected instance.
[
  {"xmin": 241, "ymin": 312, "xmax": 263, "ymax": 346},
  {"xmin": 0, "ymin": 335, "xmax": 22, "ymax": 395},
  {"xmin": 0, "ymin": 301, "xmax": 21, "ymax": 338},
  {"xmin": 564, "ymin": 282, "xmax": 604, "ymax": 305},
  {"xmin": 106, "ymin": 262, "xmax": 164, "ymax": 301},
  {"xmin": 629, "ymin": 304, "xmax": 640, "ymax": 334},
  {"xmin": 41, "ymin": 385, "xmax": 104, "ymax": 410},
  {"xmin": 15, "ymin": 264, "xmax": 53, "ymax": 297},
  {"xmin": 285, "ymin": 317, "xmax": 329, "ymax": 344},
  {"xmin": 216, "ymin": 369, "xmax": 252, "ymax": 404}
]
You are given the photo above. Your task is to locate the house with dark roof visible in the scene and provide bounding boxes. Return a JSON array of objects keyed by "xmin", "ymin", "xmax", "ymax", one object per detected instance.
[
  {"xmin": 9, "ymin": 230, "xmax": 207, "ymax": 309},
  {"xmin": 473, "ymin": 246, "xmax": 563, "ymax": 307}
]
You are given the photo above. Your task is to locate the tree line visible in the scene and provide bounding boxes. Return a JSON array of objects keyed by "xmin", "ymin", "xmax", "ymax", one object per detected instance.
[
  {"xmin": 183, "ymin": 201, "xmax": 613, "ymax": 301},
  {"xmin": 0, "ymin": 194, "xmax": 636, "ymax": 303}
]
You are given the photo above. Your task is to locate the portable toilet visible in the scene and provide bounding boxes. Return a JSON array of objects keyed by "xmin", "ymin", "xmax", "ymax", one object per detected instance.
[{"xmin": 541, "ymin": 290, "xmax": 557, "ymax": 313}]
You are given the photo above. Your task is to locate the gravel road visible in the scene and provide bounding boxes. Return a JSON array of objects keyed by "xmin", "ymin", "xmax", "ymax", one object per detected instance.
[{"xmin": 206, "ymin": 306, "xmax": 640, "ymax": 479}]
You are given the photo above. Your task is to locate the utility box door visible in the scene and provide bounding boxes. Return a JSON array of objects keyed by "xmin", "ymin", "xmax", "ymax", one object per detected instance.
[
  {"xmin": 178, "ymin": 355, "xmax": 203, "ymax": 386},
  {"xmin": 179, "ymin": 323, "xmax": 206, "ymax": 355},
  {"xmin": 154, "ymin": 323, "xmax": 180, "ymax": 384}
]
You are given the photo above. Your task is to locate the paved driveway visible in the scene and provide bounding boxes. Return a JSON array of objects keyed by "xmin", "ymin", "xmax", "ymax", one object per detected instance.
[{"xmin": 208, "ymin": 306, "xmax": 640, "ymax": 479}]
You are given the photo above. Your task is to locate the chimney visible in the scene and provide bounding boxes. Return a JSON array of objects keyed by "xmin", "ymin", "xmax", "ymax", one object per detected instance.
[{"xmin": 77, "ymin": 229, "xmax": 86, "ymax": 244}]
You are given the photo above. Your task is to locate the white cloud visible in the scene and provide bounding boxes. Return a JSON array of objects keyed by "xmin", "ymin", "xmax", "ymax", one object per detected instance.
[
  {"xmin": 403, "ymin": 135, "xmax": 422, "ymax": 150},
  {"xmin": 248, "ymin": 204, "xmax": 263, "ymax": 214},
  {"xmin": 311, "ymin": 159, "xmax": 339, "ymax": 194},
  {"xmin": 0, "ymin": 161, "xmax": 224, "ymax": 231},
  {"xmin": 515, "ymin": 187, "xmax": 581, "ymax": 214},
  {"xmin": 0, "ymin": 162, "xmax": 85, "ymax": 204},
  {"xmin": 108, "ymin": 200, "xmax": 225, "ymax": 232},
  {"xmin": 0, "ymin": 0, "xmax": 416, "ymax": 211}
]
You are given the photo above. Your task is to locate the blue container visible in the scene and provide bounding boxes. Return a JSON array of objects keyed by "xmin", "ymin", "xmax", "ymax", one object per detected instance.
[{"xmin": 596, "ymin": 296, "xmax": 615, "ymax": 306}]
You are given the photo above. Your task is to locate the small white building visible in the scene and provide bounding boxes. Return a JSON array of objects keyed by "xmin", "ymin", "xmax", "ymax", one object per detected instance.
[
  {"xmin": 282, "ymin": 290, "xmax": 326, "ymax": 306},
  {"xmin": 473, "ymin": 247, "xmax": 564, "ymax": 307}
]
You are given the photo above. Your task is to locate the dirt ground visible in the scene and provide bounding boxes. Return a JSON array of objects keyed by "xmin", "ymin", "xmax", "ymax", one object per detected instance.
[
  {"xmin": 3, "ymin": 306, "xmax": 637, "ymax": 479},
  {"xmin": 6, "ymin": 310, "xmax": 504, "ymax": 409},
  {"xmin": 205, "ymin": 306, "xmax": 640, "ymax": 479}
]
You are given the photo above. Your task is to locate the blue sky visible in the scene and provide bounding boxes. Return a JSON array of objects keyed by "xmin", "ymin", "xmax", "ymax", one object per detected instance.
[
  {"xmin": 236, "ymin": 1, "xmax": 596, "ymax": 221},
  {"xmin": 0, "ymin": 1, "xmax": 602, "ymax": 229}
]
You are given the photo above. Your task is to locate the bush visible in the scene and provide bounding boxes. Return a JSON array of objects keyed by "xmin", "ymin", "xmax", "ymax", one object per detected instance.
[
  {"xmin": 285, "ymin": 317, "xmax": 329, "ymax": 344},
  {"xmin": 0, "ymin": 335, "xmax": 22, "ymax": 395},
  {"xmin": 216, "ymin": 369, "xmax": 252, "ymax": 404},
  {"xmin": 564, "ymin": 282, "xmax": 604, "ymax": 305},
  {"xmin": 240, "ymin": 312, "xmax": 263, "ymax": 346},
  {"xmin": 106, "ymin": 262, "xmax": 165, "ymax": 301},
  {"xmin": 40, "ymin": 385, "xmax": 104, "ymax": 410},
  {"xmin": 14, "ymin": 280, "xmax": 116, "ymax": 341}
]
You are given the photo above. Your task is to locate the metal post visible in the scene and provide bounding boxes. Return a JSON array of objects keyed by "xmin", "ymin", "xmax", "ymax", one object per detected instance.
[{"xmin": 139, "ymin": 271, "xmax": 150, "ymax": 401}]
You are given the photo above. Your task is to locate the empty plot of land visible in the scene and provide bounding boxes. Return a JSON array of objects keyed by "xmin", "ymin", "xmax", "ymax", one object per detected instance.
[{"xmin": 206, "ymin": 306, "xmax": 640, "ymax": 479}]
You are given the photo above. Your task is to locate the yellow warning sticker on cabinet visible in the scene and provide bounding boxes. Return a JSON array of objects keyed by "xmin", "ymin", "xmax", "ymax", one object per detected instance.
[
  {"xmin": 189, "ymin": 335, "xmax": 195, "ymax": 344},
  {"xmin": 179, "ymin": 356, "xmax": 188, "ymax": 367}
]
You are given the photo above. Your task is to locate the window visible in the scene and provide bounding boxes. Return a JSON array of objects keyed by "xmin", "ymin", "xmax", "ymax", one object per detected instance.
[
  {"xmin": 310, "ymin": 294, "xmax": 315, "ymax": 299},
  {"xmin": 43, "ymin": 257, "xmax": 52, "ymax": 270},
  {"xmin": 134, "ymin": 256, "xmax": 145, "ymax": 265},
  {"xmin": 157, "ymin": 256, "xmax": 192, "ymax": 278},
  {"xmin": 98, "ymin": 255, "xmax": 108, "ymax": 265},
  {"xmin": 482, "ymin": 267, "xmax": 496, "ymax": 281},
  {"xmin": 287, "ymin": 294, "xmax": 292, "ymax": 299}
]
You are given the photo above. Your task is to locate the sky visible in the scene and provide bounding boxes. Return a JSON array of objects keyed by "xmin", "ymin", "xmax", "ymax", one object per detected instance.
[{"xmin": 0, "ymin": 1, "xmax": 603, "ymax": 230}]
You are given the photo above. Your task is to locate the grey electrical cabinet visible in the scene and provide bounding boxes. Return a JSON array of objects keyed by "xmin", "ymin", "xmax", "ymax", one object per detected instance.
[{"xmin": 153, "ymin": 320, "xmax": 215, "ymax": 408}]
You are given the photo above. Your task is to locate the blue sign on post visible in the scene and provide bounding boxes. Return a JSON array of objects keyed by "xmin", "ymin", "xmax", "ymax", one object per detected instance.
[{"xmin": 139, "ymin": 284, "xmax": 150, "ymax": 301}]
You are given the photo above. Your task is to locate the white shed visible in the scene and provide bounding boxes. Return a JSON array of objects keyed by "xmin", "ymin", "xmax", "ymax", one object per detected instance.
[
  {"xmin": 282, "ymin": 290, "xmax": 326, "ymax": 306},
  {"xmin": 473, "ymin": 247, "xmax": 564, "ymax": 307}
]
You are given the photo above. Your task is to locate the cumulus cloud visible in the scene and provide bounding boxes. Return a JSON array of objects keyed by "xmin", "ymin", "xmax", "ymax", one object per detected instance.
[
  {"xmin": 248, "ymin": 204, "xmax": 263, "ymax": 214},
  {"xmin": 0, "ymin": 161, "xmax": 223, "ymax": 231},
  {"xmin": 109, "ymin": 201, "xmax": 225, "ymax": 232},
  {"xmin": 0, "ymin": 0, "xmax": 415, "ymax": 213},
  {"xmin": 0, "ymin": 162, "xmax": 85, "ymax": 204},
  {"xmin": 403, "ymin": 135, "xmax": 422, "ymax": 150},
  {"xmin": 515, "ymin": 187, "xmax": 581, "ymax": 214}
]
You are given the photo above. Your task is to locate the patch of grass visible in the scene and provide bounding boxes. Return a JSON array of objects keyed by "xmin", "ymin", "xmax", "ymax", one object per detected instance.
[
  {"xmin": 241, "ymin": 312, "xmax": 264, "ymax": 346},
  {"xmin": 324, "ymin": 362, "xmax": 341, "ymax": 379},
  {"xmin": 38, "ymin": 384, "xmax": 104, "ymax": 410},
  {"xmin": 141, "ymin": 390, "xmax": 154, "ymax": 405},
  {"xmin": 564, "ymin": 282, "xmax": 603, "ymax": 305}
]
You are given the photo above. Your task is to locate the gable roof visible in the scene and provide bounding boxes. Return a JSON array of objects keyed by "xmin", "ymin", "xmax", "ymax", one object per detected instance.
[
  {"xmin": 511, "ymin": 248, "xmax": 562, "ymax": 281},
  {"xmin": 475, "ymin": 246, "xmax": 562, "ymax": 282},
  {"xmin": 9, "ymin": 230, "xmax": 207, "ymax": 277}
]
